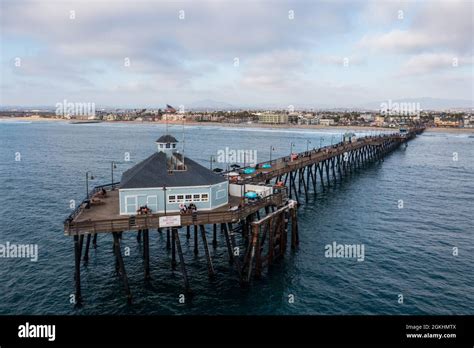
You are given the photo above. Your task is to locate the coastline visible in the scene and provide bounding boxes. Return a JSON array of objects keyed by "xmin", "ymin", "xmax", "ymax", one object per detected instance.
[{"xmin": 1, "ymin": 116, "xmax": 473, "ymax": 133}]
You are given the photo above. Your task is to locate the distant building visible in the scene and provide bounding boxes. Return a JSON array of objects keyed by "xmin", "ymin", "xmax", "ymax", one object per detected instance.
[
  {"xmin": 434, "ymin": 116, "xmax": 462, "ymax": 128},
  {"xmin": 375, "ymin": 115, "xmax": 385, "ymax": 126},
  {"xmin": 119, "ymin": 134, "xmax": 228, "ymax": 215},
  {"xmin": 162, "ymin": 113, "xmax": 185, "ymax": 121},
  {"xmin": 319, "ymin": 119, "xmax": 335, "ymax": 126},
  {"xmin": 258, "ymin": 113, "xmax": 288, "ymax": 124}
]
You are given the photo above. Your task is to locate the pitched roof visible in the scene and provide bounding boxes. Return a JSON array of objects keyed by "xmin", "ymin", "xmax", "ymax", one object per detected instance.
[
  {"xmin": 156, "ymin": 134, "xmax": 178, "ymax": 143},
  {"xmin": 120, "ymin": 152, "xmax": 226, "ymax": 189}
]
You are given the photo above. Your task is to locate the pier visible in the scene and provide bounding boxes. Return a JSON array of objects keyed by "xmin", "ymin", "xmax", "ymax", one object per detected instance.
[{"xmin": 64, "ymin": 127, "xmax": 424, "ymax": 306}]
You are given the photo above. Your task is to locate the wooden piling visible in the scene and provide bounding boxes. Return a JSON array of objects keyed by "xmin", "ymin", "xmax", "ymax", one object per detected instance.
[
  {"xmin": 78, "ymin": 234, "xmax": 84, "ymax": 260},
  {"xmin": 113, "ymin": 232, "xmax": 132, "ymax": 304},
  {"xmin": 83, "ymin": 234, "xmax": 91, "ymax": 263},
  {"xmin": 193, "ymin": 225, "xmax": 199, "ymax": 255},
  {"xmin": 143, "ymin": 229, "xmax": 151, "ymax": 280},
  {"xmin": 200, "ymin": 225, "xmax": 215, "ymax": 277},
  {"xmin": 290, "ymin": 207, "xmax": 299, "ymax": 249},
  {"xmin": 73, "ymin": 235, "xmax": 82, "ymax": 307},
  {"xmin": 212, "ymin": 224, "xmax": 217, "ymax": 248},
  {"xmin": 171, "ymin": 227, "xmax": 177, "ymax": 269},
  {"xmin": 173, "ymin": 229, "xmax": 190, "ymax": 293},
  {"xmin": 222, "ymin": 223, "xmax": 234, "ymax": 264},
  {"xmin": 166, "ymin": 228, "xmax": 171, "ymax": 249},
  {"xmin": 92, "ymin": 233, "xmax": 97, "ymax": 248}
]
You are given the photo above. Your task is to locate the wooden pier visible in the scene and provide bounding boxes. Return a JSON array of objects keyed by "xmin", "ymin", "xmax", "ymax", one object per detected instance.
[{"xmin": 65, "ymin": 127, "xmax": 424, "ymax": 306}]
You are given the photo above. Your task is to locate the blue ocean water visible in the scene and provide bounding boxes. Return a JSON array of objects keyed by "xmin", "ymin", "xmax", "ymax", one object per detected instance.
[{"xmin": 0, "ymin": 121, "xmax": 472, "ymax": 315}]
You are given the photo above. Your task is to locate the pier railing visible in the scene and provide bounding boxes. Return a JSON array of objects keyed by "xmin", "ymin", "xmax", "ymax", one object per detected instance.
[
  {"xmin": 64, "ymin": 187, "xmax": 287, "ymax": 235},
  {"xmin": 64, "ymin": 182, "xmax": 120, "ymax": 225}
]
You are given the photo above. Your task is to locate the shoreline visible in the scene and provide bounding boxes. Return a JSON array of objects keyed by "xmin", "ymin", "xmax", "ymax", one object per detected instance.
[{"xmin": 1, "ymin": 116, "xmax": 473, "ymax": 133}]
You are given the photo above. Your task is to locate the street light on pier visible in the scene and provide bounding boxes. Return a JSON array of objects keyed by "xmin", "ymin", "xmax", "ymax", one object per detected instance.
[
  {"xmin": 111, "ymin": 161, "xmax": 118, "ymax": 190},
  {"xmin": 269, "ymin": 146, "xmax": 276, "ymax": 162},
  {"xmin": 85, "ymin": 171, "xmax": 95, "ymax": 199},
  {"xmin": 306, "ymin": 139, "xmax": 311, "ymax": 152},
  {"xmin": 209, "ymin": 155, "xmax": 216, "ymax": 170},
  {"xmin": 319, "ymin": 137, "xmax": 325, "ymax": 148},
  {"xmin": 290, "ymin": 142, "xmax": 295, "ymax": 155}
]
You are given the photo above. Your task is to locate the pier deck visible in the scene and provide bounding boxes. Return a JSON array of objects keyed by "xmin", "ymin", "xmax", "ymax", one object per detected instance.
[{"xmin": 66, "ymin": 189, "xmax": 286, "ymax": 235}]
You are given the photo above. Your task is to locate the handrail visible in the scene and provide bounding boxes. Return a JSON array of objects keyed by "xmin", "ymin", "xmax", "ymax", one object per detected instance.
[{"xmin": 65, "ymin": 188, "xmax": 287, "ymax": 234}]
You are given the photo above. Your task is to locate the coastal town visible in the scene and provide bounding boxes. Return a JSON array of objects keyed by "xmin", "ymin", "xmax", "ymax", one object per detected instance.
[{"xmin": 1, "ymin": 104, "xmax": 473, "ymax": 129}]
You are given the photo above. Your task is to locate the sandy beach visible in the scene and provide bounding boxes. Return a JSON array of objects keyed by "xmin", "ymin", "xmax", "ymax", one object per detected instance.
[{"xmin": 1, "ymin": 116, "xmax": 473, "ymax": 133}]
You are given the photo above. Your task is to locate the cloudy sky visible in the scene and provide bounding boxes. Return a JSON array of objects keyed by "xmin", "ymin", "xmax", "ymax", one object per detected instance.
[{"xmin": 0, "ymin": 0, "xmax": 472, "ymax": 108}]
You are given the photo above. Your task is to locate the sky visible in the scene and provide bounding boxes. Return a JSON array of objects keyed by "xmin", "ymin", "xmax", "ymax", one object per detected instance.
[{"xmin": 0, "ymin": 0, "xmax": 472, "ymax": 108}]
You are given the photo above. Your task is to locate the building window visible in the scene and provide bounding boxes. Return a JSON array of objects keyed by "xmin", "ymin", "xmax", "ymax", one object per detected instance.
[
  {"xmin": 168, "ymin": 195, "xmax": 176, "ymax": 203},
  {"xmin": 215, "ymin": 189, "xmax": 226, "ymax": 200},
  {"xmin": 185, "ymin": 194, "xmax": 192, "ymax": 202},
  {"xmin": 176, "ymin": 194, "xmax": 184, "ymax": 202},
  {"xmin": 166, "ymin": 143, "xmax": 171, "ymax": 148},
  {"xmin": 172, "ymin": 144, "xmax": 176, "ymax": 148},
  {"xmin": 193, "ymin": 194, "xmax": 201, "ymax": 202},
  {"xmin": 201, "ymin": 193, "xmax": 209, "ymax": 202}
]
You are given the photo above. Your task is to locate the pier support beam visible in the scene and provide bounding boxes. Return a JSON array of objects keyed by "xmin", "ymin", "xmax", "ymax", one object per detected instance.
[
  {"xmin": 78, "ymin": 234, "xmax": 84, "ymax": 260},
  {"xmin": 143, "ymin": 229, "xmax": 151, "ymax": 280},
  {"xmin": 194, "ymin": 225, "xmax": 199, "ymax": 255},
  {"xmin": 171, "ymin": 227, "xmax": 177, "ymax": 270},
  {"xmin": 92, "ymin": 233, "xmax": 97, "ymax": 249},
  {"xmin": 83, "ymin": 234, "xmax": 91, "ymax": 263},
  {"xmin": 212, "ymin": 224, "xmax": 217, "ymax": 248},
  {"xmin": 222, "ymin": 223, "xmax": 233, "ymax": 264},
  {"xmin": 166, "ymin": 228, "xmax": 171, "ymax": 249},
  {"xmin": 200, "ymin": 225, "xmax": 215, "ymax": 278},
  {"xmin": 113, "ymin": 232, "xmax": 132, "ymax": 304},
  {"xmin": 73, "ymin": 235, "xmax": 82, "ymax": 307},
  {"xmin": 173, "ymin": 229, "xmax": 190, "ymax": 293},
  {"xmin": 290, "ymin": 207, "xmax": 299, "ymax": 250}
]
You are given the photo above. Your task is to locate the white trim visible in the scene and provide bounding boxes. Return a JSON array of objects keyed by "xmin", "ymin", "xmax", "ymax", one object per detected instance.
[
  {"xmin": 125, "ymin": 195, "xmax": 138, "ymax": 214},
  {"xmin": 119, "ymin": 184, "xmax": 219, "ymax": 191},
  {"xmin": 215, "ymin": 189, "xmax": 226, "ymax": 200},
  {"xmin": 167, "ymin": 192, "xmax": 209, "ymax": 204}
]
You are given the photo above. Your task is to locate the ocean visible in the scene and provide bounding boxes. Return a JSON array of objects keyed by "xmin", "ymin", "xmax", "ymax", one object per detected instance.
[{"xmin": 0, "ymin": 121, "xmax": 472, "ymax": 315}]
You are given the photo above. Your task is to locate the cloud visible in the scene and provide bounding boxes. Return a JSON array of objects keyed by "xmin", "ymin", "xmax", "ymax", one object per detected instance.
[
  {"xmin": 398, "ymin": 53, "xmax": 473, "ymax": 76},
  {"xmin": 0, "ymin": 0, "xmax": 472, "ymax": 106},
  {"xmin": 358, "ymin": 0, "xmax": 473, "ymax": 54}
]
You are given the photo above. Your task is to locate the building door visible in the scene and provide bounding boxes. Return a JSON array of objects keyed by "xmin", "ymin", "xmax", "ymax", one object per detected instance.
[{"xmin": 125, "ymin": 196, "xmax": 137, "ymax": 214}]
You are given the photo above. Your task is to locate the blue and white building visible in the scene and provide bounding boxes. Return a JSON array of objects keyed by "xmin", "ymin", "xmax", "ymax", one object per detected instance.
[{"xmin": 119, "ymin": 134, "xmax": 228, "ymax": 215}]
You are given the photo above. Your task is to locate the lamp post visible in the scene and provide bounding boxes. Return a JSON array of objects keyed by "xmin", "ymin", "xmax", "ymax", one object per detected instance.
[
  {"xmin": 269, "ymin": 146, "xmax": 275, "ymax": 162},
  {"xmin": 209, "ymin": 155, "xmax": 216, "ymax": 171},
  {"xmin": 290, "ymin": 142, "xmax": 295, "ymax": 156},
  {"xmin": 163, "ymin": 185, "xmax": 167, "ymax": 215},
  {"xmin": 111, "ymin": 161, "xmax": 117, "ymax": 190},
  {"xmin": 306, "ymin": 139, "xmax": 311, "ymax": 152},
  {"xmin": 85, "ymin": 171, "xmax": 94, "ymax": 199},
  {"xmin": 319, "ymin": 137, "xmax": 324, "ymax": 148}
]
